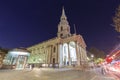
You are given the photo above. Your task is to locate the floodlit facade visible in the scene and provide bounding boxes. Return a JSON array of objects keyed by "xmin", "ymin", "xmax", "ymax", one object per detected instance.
[{"xmin": 27, "ymin": 8, "xmax": 88, "ymax": 67}]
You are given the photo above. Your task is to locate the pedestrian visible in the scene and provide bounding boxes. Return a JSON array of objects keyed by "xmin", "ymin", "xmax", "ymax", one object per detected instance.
[
  {"xmin": 101, "ymin": 64, "xmax": 107, "ymax": 75},
  {"xmin": 29, "ymin": 64, "xmax": 32, "ymax": 70},
  {"xmin": 32, "ymin": 64, "xmax": 34, "ymax": 69}
]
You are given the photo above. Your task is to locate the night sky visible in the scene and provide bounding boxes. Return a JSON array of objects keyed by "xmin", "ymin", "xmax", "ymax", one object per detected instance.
[{"xmin": 0, "ymin": 0, "xmax": 120, "ymax": 53}]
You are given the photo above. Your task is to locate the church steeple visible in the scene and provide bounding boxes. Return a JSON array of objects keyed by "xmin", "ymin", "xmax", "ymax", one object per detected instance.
[
  {"xmin": 61, "ymin": 7, "xmax": 67, "ymax": 20},
  {"xmin": 57, "ymin": 7, "xmax": 71, "ymax": 38}
]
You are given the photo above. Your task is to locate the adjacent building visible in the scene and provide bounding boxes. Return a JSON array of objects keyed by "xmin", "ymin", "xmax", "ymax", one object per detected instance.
[
  {"xmin": 3, "ymin": 48, "xmax": 30, "ymax": 69},
  {"xmin": 0, "ymin": 50, "xmax": 7, "ymax": 68},
  {"xmin": 27, "ymin": 8, "xmax": 88, "ymax": 68}
]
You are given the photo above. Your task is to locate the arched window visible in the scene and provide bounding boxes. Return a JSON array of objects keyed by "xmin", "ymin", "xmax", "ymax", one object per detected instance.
[{"xmin": 60, "ymin": 34, "xmax": 63, "ymax": 37}]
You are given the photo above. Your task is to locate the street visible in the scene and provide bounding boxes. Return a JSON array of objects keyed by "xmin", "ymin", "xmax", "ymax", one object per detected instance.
[
  {"xmin": 0, "ymin": 68, "xmax": 116, "ymax": 80},
  {"xmin": 106, "ymin": 70, "xmax": 120, "ymax": 80},
  {"xmin": 93, "ymin": 67, "xmax": 120, "ymax": 80}
]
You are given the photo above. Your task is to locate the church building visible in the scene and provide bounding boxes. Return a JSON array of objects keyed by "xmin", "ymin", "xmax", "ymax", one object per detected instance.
[{"xmin": 27, "ymin": 7, "xmax": 88, "ymax": 68}]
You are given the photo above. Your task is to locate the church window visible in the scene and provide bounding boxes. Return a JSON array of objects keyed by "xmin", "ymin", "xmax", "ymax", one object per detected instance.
[
  {"xmin": 61, "ymin": 26, "xmax": 63, "ymax": 31},
  {"xmin": 62, "ymin": 18, "xmax": 65, "ymax": 20},
  {"xmin": 53, "ymin": 47, "xmax": 56, "ymax": 53},
  {"xmin": 60, "ymin": 34, "xmax": 63, "ymax": 37}
]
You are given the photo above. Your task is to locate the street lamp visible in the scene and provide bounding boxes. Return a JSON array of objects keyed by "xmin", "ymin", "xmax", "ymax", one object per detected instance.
[
  {"xmin": 91, "ymin": 54, "xmax": 94, "ymax": 60},
  {"xmin": 90, "ymin": 54, "xmax": 94, "ymax": 68}
]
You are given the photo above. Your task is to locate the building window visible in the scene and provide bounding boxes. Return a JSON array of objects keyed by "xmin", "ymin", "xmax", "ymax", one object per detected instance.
[
  {"xmin": 53, "ymin": 47, "xmax": 56, "ymax": 53},
  {"xmin": 61, "ymin": 26, "xmax": 63, "ymax": 31},
  {"xmin": 60, "ymin": 34, "xmax": 63, "ymax": 37},
  {"xmin": 62, "ymin": 18, "xmax": 65, "ymax": 20}
]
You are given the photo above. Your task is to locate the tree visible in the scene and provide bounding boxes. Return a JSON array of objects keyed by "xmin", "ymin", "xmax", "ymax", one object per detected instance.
[
  {"xmin": 88, "ymin": 47, "xmax": 106, "ymax": 59},
  {"xmin": 113, "ymin": 5, "xmax": 120, "ymax": 32}
]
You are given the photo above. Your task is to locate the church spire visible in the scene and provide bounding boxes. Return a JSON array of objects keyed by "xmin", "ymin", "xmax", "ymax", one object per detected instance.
[
  {"xmin": 57, "ymin": 7, "xmax": 71, "ymax": 38},
  {"xmin": 61, "ymin": 6, "xmax": 67, "ymax": 20}
]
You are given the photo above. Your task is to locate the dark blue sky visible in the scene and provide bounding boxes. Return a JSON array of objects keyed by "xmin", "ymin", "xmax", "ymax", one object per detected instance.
[{"xmin": 0, "ymin": 0, "xmax": 120, "ymax": 53}]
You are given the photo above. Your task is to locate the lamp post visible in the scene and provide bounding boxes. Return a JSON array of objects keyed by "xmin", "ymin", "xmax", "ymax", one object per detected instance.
[
  {"xmin": 90, "ymin": 54, "xmax": 94, "ymax": 68},
  {"xmin": 91, "ymin": 54, "xmax": 94, "ymax": 60}
]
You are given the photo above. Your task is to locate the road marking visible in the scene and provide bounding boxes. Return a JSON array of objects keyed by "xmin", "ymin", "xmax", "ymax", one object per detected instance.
[{"xmin": 90, "ymin": 76, "xmax": 97, "ymax": 80}]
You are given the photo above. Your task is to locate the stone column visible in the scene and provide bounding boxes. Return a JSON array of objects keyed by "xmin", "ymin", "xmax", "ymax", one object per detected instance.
[
  {"xmin": 82, "ymin": 48, "xmax": 87, "ymax": 63},
  {"xmin": 59, "ymin": 44, "xmax": 63, "ymax": 67},
  {"xmin": 48, "ymin": 46, "xmax": 51, "ymax": 66},
  {"xmin": 79, "ymin": 46, "xmax": 82, "ymax": 65},
  {"xmin": 75, "ymin": 42, "xmax": 80, "ymax": 66},
  {"xmin": 50, "ymin": 45, "xmax": 52, "ymax": 64},
  {"xmin": 44, "ymin": 48, "xmax": 47, "ymax": 66},
  {"xmin": 81, "ymin": 47, "xmax": 83, "ymax": 65},
  {"xmin": 57, "ymin": 43, "xmax": 59, "ymax": 64},
  {"xmin": 46, "ymin": 49, "xmax": 48, "ymax": 64},
  {"xmin": 67, "ymin": 42, "xmax": 71, "ymax": 66},
  {"xmin": 77, "ymin": 44, "xmax": 81, "ymax": 65}
]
